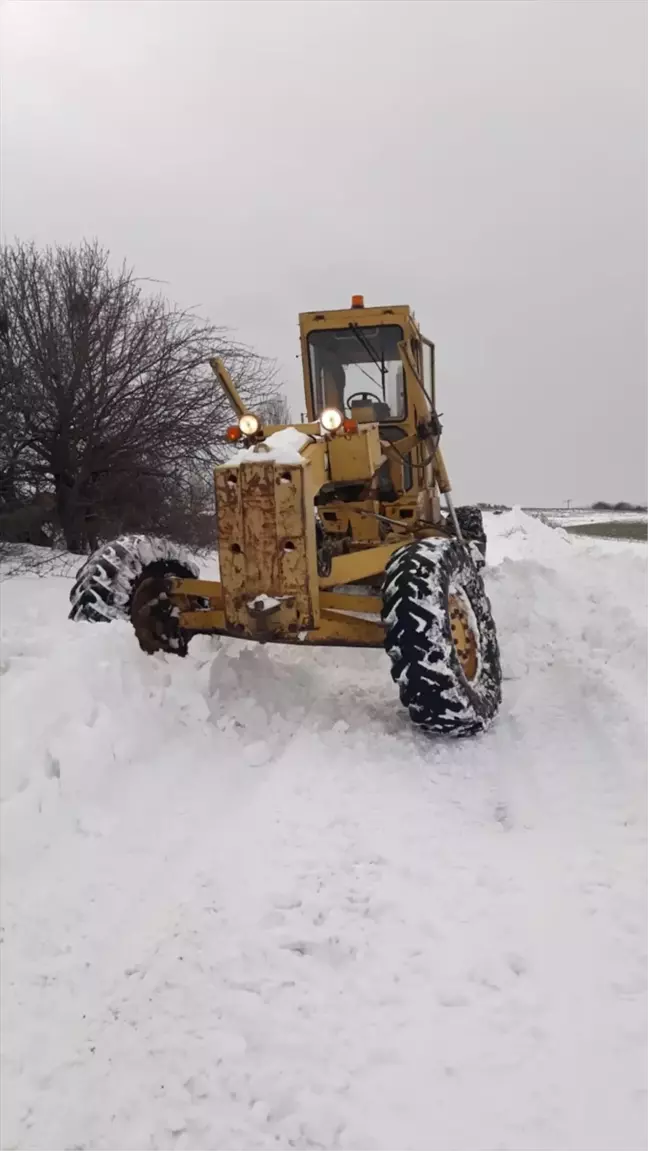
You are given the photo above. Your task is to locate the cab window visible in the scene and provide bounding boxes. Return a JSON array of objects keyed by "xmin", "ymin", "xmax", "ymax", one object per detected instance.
[{"xmin": 308, "ymin": 325, "xmax": 405, "ymax": 422}]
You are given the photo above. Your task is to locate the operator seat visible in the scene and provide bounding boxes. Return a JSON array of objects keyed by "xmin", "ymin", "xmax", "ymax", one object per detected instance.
[{"xmin": 349, "ymin": 396, "xmax": 392, "ymax": 422}]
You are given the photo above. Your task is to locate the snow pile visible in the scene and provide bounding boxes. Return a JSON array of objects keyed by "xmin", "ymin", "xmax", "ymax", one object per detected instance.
[
  {"xmin": 226, "ymin": 428, "xmax": 313, "ymax": 467},
  {"xmin": 1, "ymin": 511, "xmax": 646, "ymax": 1151},
  {"xmin": 484, "ymin": 506, "xmax": 571, "ymax": 565}
]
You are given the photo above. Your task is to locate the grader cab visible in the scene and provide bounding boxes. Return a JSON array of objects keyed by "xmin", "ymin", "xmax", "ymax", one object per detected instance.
[{"xmin": 70, "ymin": 297, "xmax": 502, "ymax": 736}]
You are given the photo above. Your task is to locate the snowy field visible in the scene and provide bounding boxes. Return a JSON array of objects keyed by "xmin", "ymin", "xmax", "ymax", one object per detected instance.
[
  {"xmin": 545, "ymin": 509, "xmax": 648, "ymax": 530},
  {"xmin": 1, "ymin": 511, "xmax": 646, "ymax": 1151}
]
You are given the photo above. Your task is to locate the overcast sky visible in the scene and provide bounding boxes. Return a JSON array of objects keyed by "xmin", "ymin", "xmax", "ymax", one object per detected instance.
[{"xmin": 1, "ymin": 0, "xmax": 646, "ymax": 506}]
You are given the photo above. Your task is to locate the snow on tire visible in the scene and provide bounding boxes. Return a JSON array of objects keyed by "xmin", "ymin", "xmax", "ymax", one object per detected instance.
[
  {"xmin": 453, "ymin": 505, "xmax": 487, "ymax": 566},
  {"xmin": 68, "ymin": 536, "xmax": 199, "ymax": 623},
  {"xmin": 382, "ymin": 538, "xmax": 501, "ymax": 736}
]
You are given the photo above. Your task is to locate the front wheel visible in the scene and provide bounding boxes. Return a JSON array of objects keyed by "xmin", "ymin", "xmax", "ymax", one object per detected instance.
[
  {"xmin": 382, "ymin": 538, "xmax": 501, "ymax": 737},
  {"xmin": 68, "ymin": 535, "xmax": 199, "ymax": 624}
]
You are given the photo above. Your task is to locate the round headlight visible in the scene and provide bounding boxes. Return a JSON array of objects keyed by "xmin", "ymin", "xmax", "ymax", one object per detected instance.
[
  {"xmin": 239, "ymin": 413, "xmax": 260, "ymax": 436},
  {"xmin": 320, "ymin": 407, "xmax": 343, "ymax": 432}
]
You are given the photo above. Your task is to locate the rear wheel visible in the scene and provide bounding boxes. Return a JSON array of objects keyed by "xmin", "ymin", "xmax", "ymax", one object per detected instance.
[
  {"xmin": 382, "ymin": 538, "xmax": 501, "ymax": 736},
  {"xmin": 69, "ymin": 536, "xmax": 199, "ymax": 624},
  {"xmin": 449, "ymin": 505, "xmax": 487, "ymax": 566}
]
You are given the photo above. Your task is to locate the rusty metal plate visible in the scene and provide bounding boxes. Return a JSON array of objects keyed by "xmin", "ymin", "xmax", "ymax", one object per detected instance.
[{"xmin": 215, "ymin": 461, "xmax": 318, "ymax": 634}]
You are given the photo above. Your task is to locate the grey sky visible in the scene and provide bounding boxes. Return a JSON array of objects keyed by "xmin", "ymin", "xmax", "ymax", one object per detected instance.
[{"xmin": 1, "ymin": 0, "xmax": 646, "ymax": 506}]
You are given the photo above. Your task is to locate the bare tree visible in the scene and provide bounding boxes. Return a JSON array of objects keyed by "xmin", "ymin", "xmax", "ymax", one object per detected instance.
[
  {"xmin": 0, "ymin": 240, "xmax": 281, "ymax": 552},
  {"xmin": 260, "ymin": 393, "xmax": 292, "ymax": 425}
]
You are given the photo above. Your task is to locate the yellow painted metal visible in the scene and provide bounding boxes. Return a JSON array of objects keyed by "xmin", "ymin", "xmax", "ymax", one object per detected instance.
[
  {"xmin": 172, "ymin": 578, "xmax": 383, "ymax": 642},
  {"xmin": 327, "ymin": 425, "xmax": 383, "ymax": 484},
  {"xmin": 380, "ymin": 430, "xmax": 421, "ymax": 458},
  {"xmin": 177, "ymin": 607, "xmax": 384, "ymax": 647},
  {"xmin": 397, "ymin": 338, "xmax": 423, "ymax": 389},
  {"xmin": 448, "ymin": 593, "xmax": 478, "ymax": 680},
  {"xmin": 319, "ymin": 501, "xmax": 382, "ymax": 541},
  {"xmin": 263, "ymin": 422, "xmax": 320, "ymax": 437},
  {"xmin": 319, "ymin": 544, "xmax": 402, "ymax": 589},
  {"xmin": 319, "ymin": 592, "xmax": 382, "ymax": 613},
  {"xmin": 215, "ymin": 457, "xmax": 320, "ymax": 635},
  {"xmin": 434, "ymin": 446, "xmax": 452, "ymax": 495},
  {"xmin": 381, "ymin": 502, "xmax": 419, "ymax": 525},
  {"xmin": 317, "ymin": 609, "xmax": 385, "ymax": 645},
  {"xmin": 317, "ymin": 506, "xmax": 345, "ymax": 534},
  {"xmin": 347, "ymin": 503, "xmax": 382, "ymax": 542},
  {"xmin": 209, "ymin": 357, "xmax": 247, "ymax": 418},
  {"xmin": 181, "ymin": 600, "xmax": 299, "ymax": 638},
  {"xmin": 299, "ymin": 437, "xmax": 330, "ymax": 493},
  {"xmin": 169, "ymin": 578, "xmax": 223, "ymax": 603},
  {"xmin": 179, "ymin": 608, "xmax": 227, "ymax": 631}
]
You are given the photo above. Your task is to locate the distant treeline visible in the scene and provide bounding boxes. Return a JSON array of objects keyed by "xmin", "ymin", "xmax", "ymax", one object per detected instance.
[
  {"xmin": 591, "ymin": 501, "xmax": 647, "ymax": 512},
  {"xmin": 476, "ymin": 502, "xmax": 647, "ymax": 513}
]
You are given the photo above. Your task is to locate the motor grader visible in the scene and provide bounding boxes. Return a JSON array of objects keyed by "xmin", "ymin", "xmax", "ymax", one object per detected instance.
[{"xmin": 70, "ymin": 296, "xmax": 501, "ymax": 736}]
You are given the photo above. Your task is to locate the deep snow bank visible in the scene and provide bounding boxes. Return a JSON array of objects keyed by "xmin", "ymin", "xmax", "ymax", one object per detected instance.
[{"xmin": 0, "ymin": 512, "xmax": 646, "ymax": 1151}]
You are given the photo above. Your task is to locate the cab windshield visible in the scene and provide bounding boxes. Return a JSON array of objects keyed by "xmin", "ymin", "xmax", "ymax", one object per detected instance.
[{"xmin": 308, "ymin": 324, "xmax": 405, "ymax": 422}]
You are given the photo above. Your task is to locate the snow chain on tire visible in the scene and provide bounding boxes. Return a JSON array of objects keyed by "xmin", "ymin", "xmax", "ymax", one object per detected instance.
[
  {"xmin": 68, "ymin": 536, "xmax": 199, "ymax": 624},
  {"xmin": 382, "ymin": 538, "xmax": 502, "ymax": 736}
]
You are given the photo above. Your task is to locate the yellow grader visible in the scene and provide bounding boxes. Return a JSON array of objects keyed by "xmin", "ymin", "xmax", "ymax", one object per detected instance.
[{"xmin": 70, "ymin": 296, "xmax": 501, "ymax": 736}]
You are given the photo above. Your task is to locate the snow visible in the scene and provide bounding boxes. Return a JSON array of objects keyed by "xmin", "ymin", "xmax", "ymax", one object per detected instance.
[
  {"xmin": 486, "ymin": 506, "xmax": 572, "ymax": 564},
  {"xmin": 1, "ymin": 512, "xmax": 647, "ymax": 1151},
  {"xmin": 548, "ymin": 510, "xmax": 648, "ymax": 527},
  {"xmin": 248, "ymin": 595, "xmax": 284, "ymax": 611},
  {"xmin": 225, "ymin": 428, "xmax": 313, "ymax": 467}
]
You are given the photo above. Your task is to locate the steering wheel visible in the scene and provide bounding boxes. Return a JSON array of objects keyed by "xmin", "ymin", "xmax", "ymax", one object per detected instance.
[{"xmin": 345, "ymin": 391, "xmax": 383, "ymax": 413}]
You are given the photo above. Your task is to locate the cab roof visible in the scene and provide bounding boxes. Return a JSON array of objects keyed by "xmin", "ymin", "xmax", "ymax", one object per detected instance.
[{"xmin": 299, "ymin": 303, "xmax": 416, "ymax": 334}]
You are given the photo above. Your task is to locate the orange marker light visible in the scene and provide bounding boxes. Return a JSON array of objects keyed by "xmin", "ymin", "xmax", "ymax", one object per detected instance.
[
  {"xmin": 226, "ymin": 425, "xmax": 242, "ymax": 442},
  {"xmin": 351, "ymin": 294, "xmax": 364, "ymax": 308},
  {"xmin": 343, "ymin": 418, "xmax": 358, "ymax": 434}
]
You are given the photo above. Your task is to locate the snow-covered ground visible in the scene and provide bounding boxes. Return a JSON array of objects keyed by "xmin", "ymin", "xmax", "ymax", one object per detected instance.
[
  {"xmin": 1, "ymin": 511, "xmax": 646, "ymax": 1151},
  {"xmin": 545, "ymin": 509, "xmax": 648, "ymax": 529}
]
